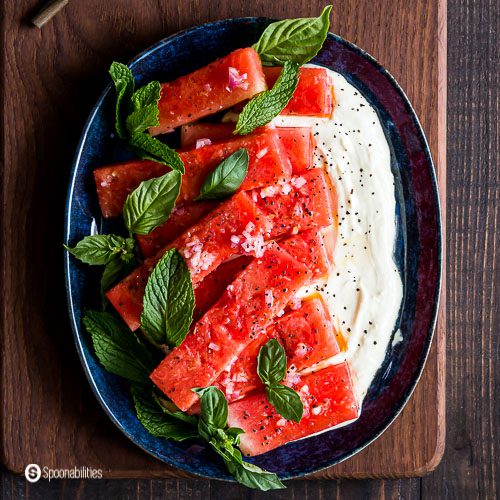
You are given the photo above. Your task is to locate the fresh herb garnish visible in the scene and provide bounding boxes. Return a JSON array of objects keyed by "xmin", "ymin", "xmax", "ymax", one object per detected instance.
[
  {"xmin": 65, "ymin": 234, "xmax": 135, "ymax": 265},
  {"xmin": 257, "ymin": 339, "xmax": 304, "ymax": 422},
  {"xmin": 193, "ymin": 387, "xmax": 285, "ymax": 490},
  {"xmin": 108, "ymin": 63, "xmax": 184, "ymax": 173},
  {"xmin": 129, "ymin": 132, "xmax": 185, "ymax": 173},
  {"xmin": 131, "ymin": 385, "xmax": 199, "ymax": 441},
  {"xmin": 252, "ymin": 5, "xmax": 332, "ymax": 66},
  {"xmin": 82, "ymin": 310, "xmax": 155, "ymax": 383},
  {"xmin": 123, "ymin": 170, "xmax": 181, "ymax": 235},
  {"xmin": 234, "ymin": 61, "xmax": 299, "ymax": 135},
  {"xmin": 100, "ymin": 257, "xmax": 137, "ymax": 309},
  {"xmin": 196, "ymin": 148, "xmax": 249, "ymax": 200},
  {"xmin": 152, "ymin": 392, "xmax": 198, "ymax": 426},
  {"xmin": 109, "ymin": 62, "xmax": 135, "ymax": 139},
  {"xmin": 140, "ymin": 248, "xmax": 194, "ymax": 347},
  {"xmin": 126, "ymin": 81, "xmax": 162, "ymax": 135}
]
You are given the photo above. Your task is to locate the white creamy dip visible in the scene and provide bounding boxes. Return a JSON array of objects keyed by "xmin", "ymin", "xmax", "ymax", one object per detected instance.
[{"xmin": 272, "ymin": 66, "xmax": 403, "ymax": 405}]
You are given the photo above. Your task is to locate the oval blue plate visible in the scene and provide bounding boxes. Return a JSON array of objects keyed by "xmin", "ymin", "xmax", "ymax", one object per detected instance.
[{"xmin": 64, "ymin": 18, "xmax": 441, "ymax": 481}]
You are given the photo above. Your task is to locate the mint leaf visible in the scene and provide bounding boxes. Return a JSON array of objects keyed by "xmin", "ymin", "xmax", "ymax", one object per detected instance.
[
  {"xmin": 65, "ymin": 234, "xmax": 135, "ymax": 265},
  {"xmin": 193, "ymin": 387, "xmax": 228, "ymax": 429},
  {"xmin": 266, "ymin": 385, "xmax": 303, "ymax": 423},
  {"xmin": 129, "ymin": 133, "xmax": 185, "ymax": 173},
  {"xmin": 108, "ymin": 63, "xmax": 184, "ymax": 175},
  {"xmin": 131, "ymin": 385, "xmax": 198, "ymax": 441},
  {"xmin": 126, "ymin": 105, "xmax": 160, "ymax": 135},
  {"xmin": 252, "ymin": 6, "xmax": 332, "ymax": 66},
  {"xmin": 257, "ymin": 339, "xmax": 287, "ymax": 386},
  {"xmin": 126, "ymin": 81, "xmax": 162, "ymax": 135},
  {"xmin": 100, "ymin": 257, "xmax": 137, "ymax": 309},
  {"xmin": 141, "ymin": 249, "xmax": 194, "ymax": 346},
  {"xmin": 234, "ymin": 61, "xmax": 299, "ymax": 135},
  {"xmin": 131, "ymin": 81, "xmax": 162, "ymax": 111},
  {"xmin": 123, "ymin": 170, "xmax": 181, "ymax": 235},
  {"xmin": 83, "ymin": 310, "xmax": 155, "ymax": 383},
  {"xmin": 196, "ymin": 149, "xmax": 249, "ymax": 201},
  {"xmin": 109, "ymin": 62, "xmax": 135, "ymax": 139}
]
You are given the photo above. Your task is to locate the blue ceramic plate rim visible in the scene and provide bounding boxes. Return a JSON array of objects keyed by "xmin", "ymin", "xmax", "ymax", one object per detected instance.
[{"xmin": 64, "ymin": 18, "xmax": 442, "ymax": 481}]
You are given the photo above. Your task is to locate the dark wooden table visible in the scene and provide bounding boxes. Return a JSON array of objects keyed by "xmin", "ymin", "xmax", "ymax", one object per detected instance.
[{"xmin": 1, "ymin": 0, "xmax": 498, "ymax": 497}]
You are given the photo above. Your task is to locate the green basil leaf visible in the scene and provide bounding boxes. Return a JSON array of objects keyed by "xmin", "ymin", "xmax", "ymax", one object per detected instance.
[
  {"xmin": 225, "ymin": 427, "xmax": 245, "ymax": 446},
  {"xmin": 257, "ymin": 339, "xmax": 287, "ymax": 386},
  {"xmin": 83, "ymin": 310, "xmax": 155, "ymax": 383},
  {"xmin": 266, "ymin": 385, "xmax": 303, "ymax": 423},
  {"xmin": 152, "ymin": 393, "xmax": 198, "ymax": 427},
  {"xmin": 193, "ymin": 386, "xmax": 228, "ymax": 429},
  {"xmin": 140, "ymin": 249, "xmax": 194, "ymax": 346},
  {"xmin": 129, "ymin": 132, "xmax": 185, "ymax": 173},
  {"xmin": 213, "ymin": 440, "xmax": 285, "ymax": 491},
  {"xmin": 252, "ymin": 6, "xmax": 332, "ymax": 66},
  {"xmin": 123, "ymin": 170, "xmax": 181, "ymax": 235},
  {"xmin": 231, "ymin": 459, "xmax": 286, "ymax": 491},
  {"xmin": 198, "ymin": 419, "xmax": 216, "ymax": 442},
  {"xmin": 65, "ymin": 234, "xmax": 135, "ymax": 265},
  {"xmin": 109, "ymin": 62, "xmax": 135, "ymax": 139},
  {"xmin": 234, "ymin": 61, "xmax": 299, "ymax": 135},
  {"xmin": 196, "ymin": 149, "xmax": 249, "ymax": 201},
  {"xmin": 131, "ymin": 385, "xmax": 199, "ymax": 441},
  {"xmin": 100, "ymin": 256, "xmax": 137, "ymax": 309}
]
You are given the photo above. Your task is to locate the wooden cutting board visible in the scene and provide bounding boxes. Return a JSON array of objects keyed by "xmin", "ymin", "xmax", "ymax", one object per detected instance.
[{"xmin": 0, "ymin": 0, "xmax": 446, "ymax": 479}]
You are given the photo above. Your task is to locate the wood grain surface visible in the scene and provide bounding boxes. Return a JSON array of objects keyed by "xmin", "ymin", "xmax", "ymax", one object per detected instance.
[
  {"xmin": 1, "ymin": 0, "xmax": 444, "ymax": 482},
  {"xmin": 1, "ymin": 0, "xmax": 496, "ymax": 496}
]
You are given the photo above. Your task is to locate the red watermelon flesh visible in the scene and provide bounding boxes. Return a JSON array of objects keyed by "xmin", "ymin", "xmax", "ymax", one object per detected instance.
[
  {"xmin": 150, "ymin": 242, "xmax": 311, "ymax": 411},
  {"xmin": 278, "ymin": 228, "xmax": 335, "ymax": 282},
  {"xmin": 215, "ymin": 295, "xmax": 340, "ymax": 403},
  {"xmin": 181, "ymin": 123, "xmax": 314, "ymax": 175},
  {"xmin": 256, "ymin": 169, "xmax": 337, "ymax": 239},
  {"xmin": 135, "ymin": 146, "xmax": 331, "ymax": 262},
  {"xmin": 227, "ymin": 362, "xmax": 359, "ymax": 456},
  {"xmin": 263, "ymin": 66, "xmax": 334, "ymax": 117},
  {"xmin": 193, "ymin": 255, "xmax": 253, "ymax": 323},
  {"xmin": 177, "ymin": 129, "xmax": 291, "ymax": 201},
  {"xmin": 181, "ymin": 123, "xmax": 235, "ymax": 148},
  {"xmin": 106, "ymin": 191, "xmax": 271, "ymax": 330},
  {"xmin": 136, "ymin": 201, "xmax": 219, "ymax": 258},
  {"xmin": 94, "ymin": 160, "xmax": 167, "ymax": 218},
  {"xmin": 93, "ymin": 129, "xmax": 291, "ymax": 219},
  {"xmin": 150, "ymin": 48, "xmax": 267, "ymax": 135}
]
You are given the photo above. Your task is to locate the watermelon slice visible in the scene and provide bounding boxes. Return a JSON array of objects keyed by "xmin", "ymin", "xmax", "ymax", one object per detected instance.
[
  {"xmin": 106, "ymin": 191, "xmax": 271, "ymax": 330},
  {"xmin": 216, "ymin": 295, "xmax": 340, "ymax": 403},
  {"xmin": 136, "ymin": 201, "xmax": 218, "ymax": 258},
  {"xmin": 227, "ymin": 362, "xmax": 359, "ymax": 456},
  {"xmin": 193, "ymin": 255, "xmax": 252, "ymax": 322},
  {"xmin": 181, "ymin": 123, "xmax": 314, "ymax": 175},
  {"xmin": 138, "ymin": 167, "xmax": 337, "ymax": 261},
  {"xmin": 94, "ymin": 160, "xmax": 167, "ymax": 218},
  {"xmin": 256, "ymin": 169, "xmax": 337, "ymax": 238},
  {"xmin": 150, "ymin": 242, "xmax": 311, "ymax": 411},
  {"xmin": 150, "ymin": 48, "xmax": 267, "ymax": 135},
  {"xmin": 279, "ymin": 228, "xmax": 335, "ymax": 282},
  {"xmin": 181, "ymin": 123, "xmax": 235, "ymax": 148},
  {"xmin": 94, "ymin": 129, "xmax": 291, "ymax": 218},
  {"xmin": 263, "ymin": 66, "xmax": 334, "ymax": 117}
]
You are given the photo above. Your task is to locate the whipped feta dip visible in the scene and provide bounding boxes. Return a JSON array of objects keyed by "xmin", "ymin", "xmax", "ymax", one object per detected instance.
[{"xmin": 272, "ymin": 66, "xmax": 403, "ymax": 405}]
